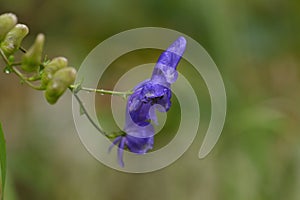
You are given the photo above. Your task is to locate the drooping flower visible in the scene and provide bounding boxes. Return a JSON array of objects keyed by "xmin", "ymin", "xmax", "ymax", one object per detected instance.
[
  {"xmin": 109, "ymin": 36, "xmax": 186, "ymax": 167},
  {"xmin": 128, "ymin": 36, "xmax": 186, "ymax": 126}
]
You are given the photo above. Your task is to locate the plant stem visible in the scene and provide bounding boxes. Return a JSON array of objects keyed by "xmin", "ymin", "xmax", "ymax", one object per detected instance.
[
  {"xmin": 0, "ymin": 49, "xmax": 9, "ymax": 65},
  {"xmin": 11, "ymin": 67, "xmax": 43, "ymax": 90},
  {"xmin": 19, "ymin": 46, "xmax": 27, "ymax": 53},
  {"xmin": 73, "ymin": 92, "xmax": 125, "ymax": 139},
  {"xmin": 70, "ymin": 85, "xmax": 133, "ymax": 97},
  {"xmin": 11, "ymin": 62, "xmax": 22, "ymax": 66},
  {"xmin": 72, "ymin": 91, "xmax": 109, "ymax": 137},
  {"xmin": 1, "ymin": 48, "xmax": 43, "ymax": 90},
  {"xmin": 73, "ymin": 93, "xmax": 107, "ymax": 136}
]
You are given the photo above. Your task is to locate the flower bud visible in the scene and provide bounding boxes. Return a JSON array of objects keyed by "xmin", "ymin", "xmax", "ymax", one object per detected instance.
[
  {"xmin": 0, "ymin": 24, "xmax": 29, "ymax": 56},
  {"xmin": 21, "ymin": 34, "xmax": 45, "ymax": 72},
  {"xmin": 41, "ymin": 57, "xmax": 68, "ymax": 88},
  {"xmin": 45, "ymin": 67, "xmax": 76, "ymax": 104},
  {"xmin": 0, "ymin": 13, "xmax": 17, "ymax": 41}
]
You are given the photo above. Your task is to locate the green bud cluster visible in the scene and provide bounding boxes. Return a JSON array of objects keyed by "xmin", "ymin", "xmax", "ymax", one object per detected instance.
[
  {"xmin": 0, "ymin": 12, "xmax": 124, "ymax": 140},
  {"xmin": 0, "ymin": 13, "xmax": 77, "ymax": 104},
  {"xmin": 42, "ymin": 57, "xmax": 76, "ymax": 104}
]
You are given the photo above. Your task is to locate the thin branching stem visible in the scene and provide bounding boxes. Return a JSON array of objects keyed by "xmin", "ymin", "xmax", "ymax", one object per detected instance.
[
  {"xmin": 0, "ymin": 48, "xmax": 42, "ymax": 90},
  {"xmin": 72, "ymin": 91, "xmax": 109, "ymax": 137},
  {"xmin": 0, "ymin": 49, "xmax": 9, "ymax": 65},
  {"xmin": 69, "ymin": 85, "xmax": 133, "ymax": 97},
  {"xmin": 19, "ymin": 46, "xmax": 27, "ymax": 53},
  {"xmin": 11, "ymin": 67, "xmax": 43, "ymax": 90}
]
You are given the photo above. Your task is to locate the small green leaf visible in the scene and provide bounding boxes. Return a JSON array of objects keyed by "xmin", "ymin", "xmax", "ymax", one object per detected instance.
[
  {"xmin": 79, "ymin": 105, "xmax": 85, "ymax": 116},
  {"xmin": 72, "ymin": 79, "xmax": 83, "ymax": 94},
  {"xmin": 0, "ymin": 122, "xmax": 7, "ymax": 200}
]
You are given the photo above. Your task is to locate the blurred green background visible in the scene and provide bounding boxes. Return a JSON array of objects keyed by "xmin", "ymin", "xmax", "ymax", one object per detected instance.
[{"xmin": 1, "ymin": 0, "xmax": 300, "ymax": 199}]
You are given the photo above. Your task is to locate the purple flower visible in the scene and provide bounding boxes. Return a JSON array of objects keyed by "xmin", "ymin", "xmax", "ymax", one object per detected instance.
[
  {"xmin": 109, "ymin": 36, "xmax": 186, "ymax": 167},
  {"xmin": 128, "ymin": 36, "xmax": 187, "ymax": 126},
  {"xmin": 109, "ymin": 107, "xmax": 154, "ymax": 167}
]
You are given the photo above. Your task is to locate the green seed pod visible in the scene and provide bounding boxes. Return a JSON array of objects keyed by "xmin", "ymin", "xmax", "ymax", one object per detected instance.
[
  {"xmin": 21, "ymin": 33, "xmax": 45, "ymax": 72},
  {"xmin": 0, "ymin": 13, "xmax": 17, "ymax": 41},
  {"xmin": 41, "ymin": 57, "xmax": 68, "ymax": 88},
  {"xmin": 0, "ymin": 24, "xmax": 29, "ymax": 56},
  {"xmin": 45, "ymin": 67, "xmax": 76, "ymax": 104}
]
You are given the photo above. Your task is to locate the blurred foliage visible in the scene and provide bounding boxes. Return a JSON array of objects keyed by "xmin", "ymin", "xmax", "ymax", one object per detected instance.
[
  {"xmin": 0, "ymin": 122, "xmax": 6, "ymax": 200},
  {"xmin": 1, "ymin": 0, "xmax": 300, "ymax": 200}
]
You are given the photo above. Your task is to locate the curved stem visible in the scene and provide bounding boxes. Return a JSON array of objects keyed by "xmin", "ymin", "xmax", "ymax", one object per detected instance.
[
  {"xmin": 72, "ymin": 91, "xmax": 109, "ymax": 137},
  {"xmin": 11, "ymin": 67, "xmax": 43, "ymax": 90},
  {"xmin": 1, "ymin": 48, "xmax": 42, "ymax": 90},
  {"xmin": 0, "ymin": 49, "xmax": 9, "ymax": 65}
]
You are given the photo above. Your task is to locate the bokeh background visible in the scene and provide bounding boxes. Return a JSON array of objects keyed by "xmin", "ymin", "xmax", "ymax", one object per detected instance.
[{"xmin": 1, "ymin": 0, "xmax": 300, "ymax": 199}]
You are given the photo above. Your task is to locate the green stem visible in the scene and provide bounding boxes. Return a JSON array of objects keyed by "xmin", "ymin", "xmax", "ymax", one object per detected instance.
[
  {"xmin": 11, "ymin": 62, "xmax": 22, "ymax": 66},
  {"xmin": 72, "ymin": 91, "xmax": 108, "ymax": 137},
  {"xmin": 70, "ymin": 85, "xmax": 133, "ymax": 97},
  {"xmin": 27, "ymin": 73, "xmax": 42, "ymax": 81},
  {"xmin": 19, "ymin": 46, "xmax": 27, "ymax": 53},
  {"xmin": 0, "ymin": 49, "xmax": 9, "ymax": 65},
  {"xmin": 11, "ymin": 67, "xmax": 43, "ymax": 90},
  {"xmin": 0, "ymin": 48, "xmax": 42, "ymax": 90}
]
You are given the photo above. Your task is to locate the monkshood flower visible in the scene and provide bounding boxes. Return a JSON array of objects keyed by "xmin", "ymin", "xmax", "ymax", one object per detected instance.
[
  {"xmin": 110, "ymin": 36, "xmax": 186, "ymax": 167},
  {"xmin": 129, "ymin": 36, "xmax": 186, "ymax": 126}
]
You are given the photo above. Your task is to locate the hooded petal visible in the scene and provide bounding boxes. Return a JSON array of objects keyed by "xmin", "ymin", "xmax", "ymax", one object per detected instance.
[
  {"xmin": 125, "ymin": 100, "xmax": 155, "ymax": 137},
  {"xmin": 124, "ymin": 102, "xmax": 155, "ymax": 152},
  {"xmin": 128, "ymin": 93, "xmax": 152, "ymax": 126},
  {"xmin": 149, "ymin": 105, "xmax": 158, "ymax": 125},
  {"xmin": 151, "ymin": 36, "xmax": 186, "ymax": 85},
  {"xmin": 128, "ymin": 82, "xmax": 171, "ymax": 126}
]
